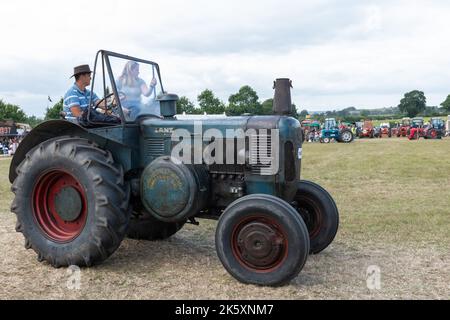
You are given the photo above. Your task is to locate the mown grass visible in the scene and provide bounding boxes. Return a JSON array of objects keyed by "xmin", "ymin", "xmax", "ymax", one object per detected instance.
[
  {"xmin": 301, "ymin": 138, "xmax": 450, "ymax": 249},
  {"xmin": 0, "ymin": 138, "xmax": 448, "ymax": 299},
  {"xmin": 0, "ymin": 159, "xmax": 13, "ymax": 215}
]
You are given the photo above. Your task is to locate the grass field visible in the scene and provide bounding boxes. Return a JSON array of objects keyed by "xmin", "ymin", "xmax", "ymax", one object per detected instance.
[{"xmin": 0, "ymin": 138, "xmax": 449, "ymax": 299}]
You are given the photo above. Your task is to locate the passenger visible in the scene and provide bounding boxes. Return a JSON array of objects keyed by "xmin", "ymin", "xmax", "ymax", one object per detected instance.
[{"xmin": 116, "ymin": 61, "xmax": 158, "ymax": 119}]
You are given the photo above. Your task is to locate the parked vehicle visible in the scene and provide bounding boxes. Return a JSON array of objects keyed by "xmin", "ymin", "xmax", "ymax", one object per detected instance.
[
  {"xmin": 423, "ymin": 117, "xmax": 445, "ymax": 139},
  {"xmin": 320, "ymin": 118, "xmax": 354, "ymax": 143},
  {"xmin": 359, "ymin": 120, "xmax": 375, "ymax": 138},
  {"xmin": 408, "ymin": 117, "xmax": 425, "ymax": 140},
  {"xmin": 393, "ymin": 117, "xmax": 411, "ymax": 137},
  {"xmin": 379, "ymin": 123, "xmax": 391, "ymax": 138}
]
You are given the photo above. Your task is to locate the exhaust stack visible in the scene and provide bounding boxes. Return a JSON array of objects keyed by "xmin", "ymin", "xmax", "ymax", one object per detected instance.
[{"xmin": 272, "ymin": 78, "xmax": 293, "ymax": 116}]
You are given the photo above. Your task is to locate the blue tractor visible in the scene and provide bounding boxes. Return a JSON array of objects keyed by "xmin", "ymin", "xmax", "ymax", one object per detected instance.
[
  {"xmin": 9, "ymin": 50, "xmax": 339, "ymax": 286},
  {"xmin": 320, "ymin": 118, "xmax": 354, "ymax": 143}
]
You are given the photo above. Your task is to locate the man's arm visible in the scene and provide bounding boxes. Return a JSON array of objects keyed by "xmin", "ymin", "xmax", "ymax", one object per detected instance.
[
  {"xmin": 69, "ymin": 105, "xmax": 82, "ymax": 117},
  {"xmin": 64, "ymin": 93, "xmax": 83, "ymax": 117}
]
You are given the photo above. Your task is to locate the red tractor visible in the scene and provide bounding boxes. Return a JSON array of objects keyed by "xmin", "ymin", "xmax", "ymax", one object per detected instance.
[
  {"xmin": 408, "ymin": 117, "xmax": 425, "ymax": 140},
  {"xmin": 393, "ymin": 117, "xmax": 411, "ymax": 137},
  {"xmin": 379, "ymin": 123, "xmax": 391, "ymax": 138},
  {"xmin": 358, "ymin": 120, "xmax": 375, "ymax": 138}
]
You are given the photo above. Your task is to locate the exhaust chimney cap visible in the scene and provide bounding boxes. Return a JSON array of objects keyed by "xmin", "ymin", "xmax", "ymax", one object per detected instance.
[{"xmin": 272, "ymin": 78, "xmax": 293, "ymax": 116}]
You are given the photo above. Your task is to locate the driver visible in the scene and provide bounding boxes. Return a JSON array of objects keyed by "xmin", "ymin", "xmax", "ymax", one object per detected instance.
[
  {"xmin": 63, "ymin": 64, "xmax": 106, "ymax": 122},
  {"xmin": 116, "ymin": 61, "xmax": 157, "ymax": 119}
]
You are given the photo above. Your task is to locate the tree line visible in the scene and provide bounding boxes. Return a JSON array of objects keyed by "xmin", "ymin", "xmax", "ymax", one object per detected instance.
[{"xmin": 1, "ymin": 87, "xmax": 450, "ymax": 128}]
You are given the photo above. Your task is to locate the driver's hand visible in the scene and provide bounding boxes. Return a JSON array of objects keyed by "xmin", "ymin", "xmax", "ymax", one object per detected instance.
[
  {"xmin": 150, "ymin": 77, "xmax": 157, "ymax": 87},
  {"xmin": 122, "ymin": 108, "xmax": 130, "ymax": 115}
]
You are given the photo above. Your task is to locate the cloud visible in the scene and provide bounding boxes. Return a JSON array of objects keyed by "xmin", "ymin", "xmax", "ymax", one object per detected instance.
[{"xmin": 1, "ymin": 0, "xmax": 450, "ymax": 117}]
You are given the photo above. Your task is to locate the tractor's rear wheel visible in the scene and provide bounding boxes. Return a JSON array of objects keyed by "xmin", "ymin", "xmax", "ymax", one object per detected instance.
[
  {"xmin": 127, "ymin": 208, "xmax": 185, "ymax": 240},
  {"xmin": 215, "ymin": 194, "xmax": 309, "ymax": 286},
  {"xmin": 339, "ymin": 129, "xmax": 354, "ymax": 143},
  {"xmin": 291, "ymin": 180, "xmax": 339, "ymax": 254},
  {"xmin": 10, "ymin": 137, "xmax": 129, "ymax": 267}
]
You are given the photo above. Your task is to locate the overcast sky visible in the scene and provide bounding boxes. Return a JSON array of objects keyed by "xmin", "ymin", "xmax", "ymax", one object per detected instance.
[{"xmin": 1, "ymin": 0, "xmax": 450, "ymax": 117}]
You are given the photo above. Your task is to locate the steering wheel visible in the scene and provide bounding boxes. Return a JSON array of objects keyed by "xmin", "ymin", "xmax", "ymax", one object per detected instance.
[{"xmin": 95, "ymin": 92, "xmax": 127, "ymax": 115}]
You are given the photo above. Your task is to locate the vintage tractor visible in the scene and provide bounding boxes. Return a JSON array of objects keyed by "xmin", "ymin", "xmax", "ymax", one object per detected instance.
[
  {"xmin": 422, "ymin": 117, "xmax": 445, "ymax": 139},
  {"xmin": 320, "ymin": 118, "xmax": 354, "ymax": 143},
  {"xmin": 394, "ymin": 117, "xmax": 411, "ymax": 137},
  {"xmin": 9, "ymin": 50, "xmax": 339, "ymax": 286},
  {"xmin": 408, "ymin": 117, "xmax": 425, "ymax": 140},
  {"xmin": 358, "ymin": 120, "xmax": 375, "ymax": 138},
  {"xmin": 378, "ymin": 123, "xmax": 391, "ymax": 138}
]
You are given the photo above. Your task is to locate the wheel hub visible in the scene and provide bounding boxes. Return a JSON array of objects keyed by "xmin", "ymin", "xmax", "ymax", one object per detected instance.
[
  {"xmin": 233, "ymin": 219, "xmax": 286, "ymax": 271},
  {"xmin": 294, "ymin": 197, "xmax": 323, "ymax": 239},
  {"xmin": 54, "ymin": 186, "xmax": 82, "ymax": 222}
]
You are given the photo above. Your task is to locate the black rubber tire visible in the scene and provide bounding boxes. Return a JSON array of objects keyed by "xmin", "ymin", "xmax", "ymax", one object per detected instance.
[
  {"xmin": 215, "ymin": 194, "xmax": 310, "ymax": 286},
  {"xmin": 10, "ymin": 137, "xmax": 129, "ymax": 267},
  {"xmin": 127, "ymin": 208, "xmax": 185, "ymax": 240},
  {"xmin": 291, "ymin": 180, "xmax": 339, "ymax": 254},
  {"xmin": 338, "ymin": 129, "xmax": 354, "ymax": 143}
]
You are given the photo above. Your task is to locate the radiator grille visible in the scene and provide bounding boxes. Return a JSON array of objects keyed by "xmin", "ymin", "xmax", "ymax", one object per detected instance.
[
  {"xmin": 144, "ymin": 138, "xmax": 165, "ymax": 162},
  {"xmin": 249, "ymin": 133, "xmax": 275, "ymax": 175}
]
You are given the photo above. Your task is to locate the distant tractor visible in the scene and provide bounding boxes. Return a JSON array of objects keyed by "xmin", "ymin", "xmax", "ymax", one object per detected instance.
[
  {"xmin": 423, "ymin": 117, "xmax": 445, "ymax": 139},
  {"xmin": 408, "ymin": 117, "xmax": 425, "ymax": 140},
  {"xmin": 378, "ymin": 123, "xmax": 391, "ymax": 138},
  {"xmin": 320, "ymin": 118, "xmax": 354, "ymax": 143},
  {"xmin": 358, "ymin": 120, "xmax": 375, "ymax": 138},
  {"xmin": 394, "ymin": 117, "xmax": 411, "ymax": 137}
]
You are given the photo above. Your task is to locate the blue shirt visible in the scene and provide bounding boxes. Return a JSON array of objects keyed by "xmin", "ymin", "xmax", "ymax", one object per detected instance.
[{"xmin": 63, "ymin": 84, "xmax": 99, "ymax": 119}]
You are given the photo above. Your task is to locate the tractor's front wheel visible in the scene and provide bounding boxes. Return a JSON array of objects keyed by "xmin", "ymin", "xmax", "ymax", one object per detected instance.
[
  {"xmin": 215, "ymin": 194, "xmax": 309, "ymax": 286},
  {"xmin": 127, "ymin": 208, "xmax": 185, "ymax": 240},
  {"xmin": 11, "ymin": 137, "xmax": 130, "ymax": 267},
  {"xmin": 291, "ymin": 180, "xmax": 339, "ymax": 254}
]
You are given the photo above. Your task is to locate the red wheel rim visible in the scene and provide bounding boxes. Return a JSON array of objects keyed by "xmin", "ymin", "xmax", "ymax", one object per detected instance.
[
  {"xmin": 431, "ymin": 130, "xmax": 437, "ymax": 138},
  {"xmin": 231, "ymin": 216, "xmax": 288, "ymax": 273},
  {"xmin": 32, "ymin": 169, "xmax": 88, "ymax": 243}
]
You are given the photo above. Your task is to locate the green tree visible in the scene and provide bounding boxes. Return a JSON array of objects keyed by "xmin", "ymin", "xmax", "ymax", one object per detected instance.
[
  {"xmin": 291, "ymin": 103, "xmax": 299, "ymax": 118},
  {"xmin": 259, "ymin": 98, "xmax": 298, "ymax": 116},
  {"xmin": 360, "ymin": 110, "xmax": 370, "ymax": 118},
  {"xmin": 197, "ymin": 89, "xmax": 225, "ymax": 114},
  {"xmin": 0, "ymin": 100, "xmax": 27, "ymax": 122},
  {"xmin": 440, "ymin": 94, "xmax": 450, "ymax": 112},
  {"xmin": 398, "ymin": 90, "xmax": 426, "ymax": 117},
  {"xmin": 45, "ymin": 98, "xmax": 64, "ymax": 120},
  {"xmin": 177, "ymin": 96, "xmax": 201, "ymax": 114},
  {"xmin": 261, "ymin": 99, "xmax": 273, "ymax": 115},
  {"xmin": 227, "ymin": 85, "xmax": 262, "ymax": 116},
  {"xmin": 26, "ymin": 115, "xmax": 44, "ymax": 128}
]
